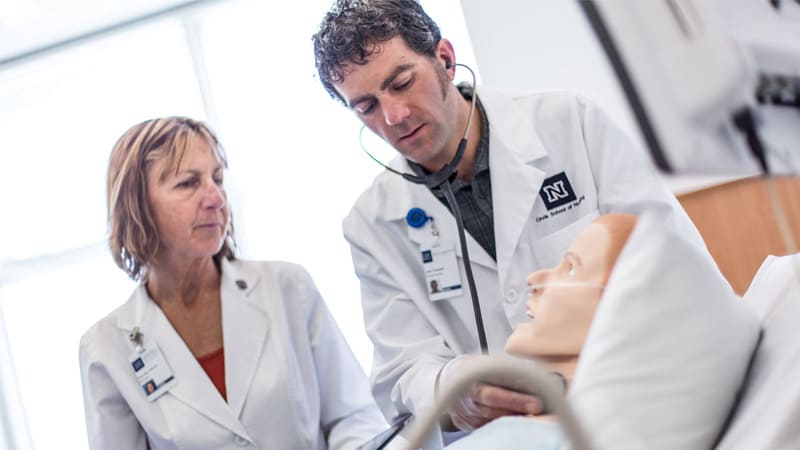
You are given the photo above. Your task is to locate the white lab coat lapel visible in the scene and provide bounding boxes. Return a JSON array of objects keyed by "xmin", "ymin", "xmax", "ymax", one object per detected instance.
[
  {"xmin": 219, "ymin": 258, "xmax": 268, "ymax": 418},
  {"xmin": 478, "ymin": 87, "xmax": 547, "ymax": 285},
  {"xmin": 383, "ymin": 159, "xmax": 497, "ymax": 271},
  {"xmin": 115, "ymin": 274, "xmax": 253, "ymax": 440}
]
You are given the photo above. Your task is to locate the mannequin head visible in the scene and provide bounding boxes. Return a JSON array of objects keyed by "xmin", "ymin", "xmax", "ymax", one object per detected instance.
[{"xmin": 506, "ymin": 214, "xmax": 637, "ymax": 359}]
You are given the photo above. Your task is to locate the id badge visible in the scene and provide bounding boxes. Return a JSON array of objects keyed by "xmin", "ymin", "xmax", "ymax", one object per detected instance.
[
  {"xmin": 129, "ymin": 338, "xmax": 176, "ymax": 402},
  {"xmin": 420, "ymin": 239, "xmax": 464, "ymax": 301}
]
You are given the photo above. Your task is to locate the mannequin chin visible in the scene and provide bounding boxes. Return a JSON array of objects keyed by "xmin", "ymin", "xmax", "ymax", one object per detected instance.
[{"xmin": 505, "ymin": 213, "xmax": 638, "ymax": 385}]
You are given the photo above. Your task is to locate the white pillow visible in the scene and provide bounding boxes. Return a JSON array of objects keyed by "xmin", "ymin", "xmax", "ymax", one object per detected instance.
[
  {"xmin": 715, "ymin": 254, "xmax": 800, "ymax": 450},
  {"xmin": 567, "ymin": 209, "xmax": 760, "ymax": 450}
]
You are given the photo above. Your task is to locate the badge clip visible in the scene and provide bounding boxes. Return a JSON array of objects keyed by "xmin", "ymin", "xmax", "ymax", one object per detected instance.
[{"xmin": 407, "ymin": 207, "xmax": 439, "ymax": 238}]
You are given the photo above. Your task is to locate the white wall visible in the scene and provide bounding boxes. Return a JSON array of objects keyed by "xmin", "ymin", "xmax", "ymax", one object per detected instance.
[{"xmin": 459, "ymin": 0, "xmax": 637, "ymax": 139}]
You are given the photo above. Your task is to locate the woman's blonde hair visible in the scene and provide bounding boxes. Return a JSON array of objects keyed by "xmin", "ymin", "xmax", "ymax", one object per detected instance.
[{"xmin": 106, "ymin": 117, "xmax": 235, "ymax": 281}]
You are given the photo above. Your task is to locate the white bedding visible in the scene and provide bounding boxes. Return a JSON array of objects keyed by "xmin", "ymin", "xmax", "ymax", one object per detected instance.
[
  {"xmin": 715, "ymin": 254, "xmax": 800, "ymax": 450},
  {"xmin": 567, "ymin": 209, "xmax": 761, "ymax": 450}
]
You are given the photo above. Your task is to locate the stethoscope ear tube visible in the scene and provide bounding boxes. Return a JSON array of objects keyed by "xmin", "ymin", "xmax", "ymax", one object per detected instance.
[
  {"xmin": 357, "ymin": 63, "xmax": 478, "ymax": 190},
  {"xmin": 358, "ymin": 63, "xmax": 489, "ymax": 354}
]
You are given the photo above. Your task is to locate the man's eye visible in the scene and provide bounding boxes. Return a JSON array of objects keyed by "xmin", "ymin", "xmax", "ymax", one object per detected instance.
[
  {"xmin": 567, "ymin": 262, "xmax": 576, "ymax": 277},
  {"xmin": 358, "ymin": 102, "xmax": 376, "ymax": 115},
  {"xmin": 394, "ymin": 77, "xmax": 413, "ymax": 90}
]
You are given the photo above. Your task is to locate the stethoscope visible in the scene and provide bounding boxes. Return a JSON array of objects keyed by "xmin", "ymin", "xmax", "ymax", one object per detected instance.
[{"xmin": 358, "ymin": 62, "xmax": 489, "ymax": 354}]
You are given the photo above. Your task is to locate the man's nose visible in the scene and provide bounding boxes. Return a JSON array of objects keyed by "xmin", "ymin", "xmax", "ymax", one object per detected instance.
[{"xmin": 383, "ymin": 98, "xmax": 410, "ymax": 127}]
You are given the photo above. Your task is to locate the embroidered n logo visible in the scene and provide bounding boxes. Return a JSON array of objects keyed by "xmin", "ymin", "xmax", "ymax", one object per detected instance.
[
  {"xmin": 539, "ymin": 172, "xmax": 577, "ymax": 210},
  {"xmin": 542, "ymin": 181, "xmax": 570, "ymax": 202}
]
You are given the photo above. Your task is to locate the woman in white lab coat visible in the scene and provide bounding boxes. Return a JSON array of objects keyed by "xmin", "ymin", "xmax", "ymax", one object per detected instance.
[{"xmin": 79, "ymin": 117, "xmax": 386, "ymax": 450}]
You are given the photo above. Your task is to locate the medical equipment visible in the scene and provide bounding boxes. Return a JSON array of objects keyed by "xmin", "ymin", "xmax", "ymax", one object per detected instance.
[
  {"xmin": 401, "ymin": 355, "xmax": 593, "ymax": 450},
  {"xmin": 358, "ymin": 63, "xmax": 490, "ymax": 353},
  {"xmin": 578, "ymin": 0, "xmax": 762, "ymax": 175},
  {"xmin": 580, "ymin": 0, "xmax": 800, "ymax": 255},
  {"xmin": 579, "ymin": 0, "xmax": 800, "ymax": 176}
]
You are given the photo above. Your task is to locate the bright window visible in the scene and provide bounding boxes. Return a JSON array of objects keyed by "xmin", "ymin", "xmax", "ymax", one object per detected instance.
[{"xmin": 0, "ymin": 1, "xmax": 477, "ymax": 448}]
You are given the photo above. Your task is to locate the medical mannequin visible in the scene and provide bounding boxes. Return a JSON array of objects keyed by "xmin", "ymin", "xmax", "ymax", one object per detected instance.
[
  {"xmin": 505, "ymin": 213, "xmax": 637, "ymax": 387},
  {"xmin": 445, "ymin": 213, "xmax": 637, "ymax": 449}
]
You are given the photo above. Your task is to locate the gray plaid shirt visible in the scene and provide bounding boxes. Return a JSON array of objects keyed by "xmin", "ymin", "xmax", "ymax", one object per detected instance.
[{"xmin": 408, "ymin": 93, "xmax": 496, "ymax": 260}]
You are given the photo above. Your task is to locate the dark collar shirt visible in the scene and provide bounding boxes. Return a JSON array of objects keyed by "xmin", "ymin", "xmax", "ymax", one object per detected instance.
[{"xmin": 408, "ymin": 91, "xmax": 496, "ymax": 260}]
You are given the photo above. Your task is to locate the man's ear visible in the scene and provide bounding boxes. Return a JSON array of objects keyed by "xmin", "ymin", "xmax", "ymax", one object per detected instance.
[{"xmin": 435, "ymin": 39, "xmax": 456, "ymax": 75}]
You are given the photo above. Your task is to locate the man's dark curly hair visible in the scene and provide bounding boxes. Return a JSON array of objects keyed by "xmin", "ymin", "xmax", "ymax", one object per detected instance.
[{"xmin": 312, "ymin": 0, "xmax": 441, "ymax": 104}]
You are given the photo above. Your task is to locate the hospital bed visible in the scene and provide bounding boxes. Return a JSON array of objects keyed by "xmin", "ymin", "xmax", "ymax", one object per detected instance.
[
  {"xmin": 402, "ymin": 212, "xmax": 800, "ymax": 450},
  {"xmin": 678, "ymin": 176, "xmax": 800, "ymax": 295}
]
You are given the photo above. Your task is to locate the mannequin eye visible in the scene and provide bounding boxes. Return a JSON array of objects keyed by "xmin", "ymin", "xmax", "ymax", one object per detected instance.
[{"xmin": 562, "ymin": 253, "xmax": 581, "ymax": 277}]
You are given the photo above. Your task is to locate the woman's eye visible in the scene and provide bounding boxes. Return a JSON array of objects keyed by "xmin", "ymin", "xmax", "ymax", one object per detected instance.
[{"xmin": 177, "ymin": 178, "xmax": 197, "ymax": 188}]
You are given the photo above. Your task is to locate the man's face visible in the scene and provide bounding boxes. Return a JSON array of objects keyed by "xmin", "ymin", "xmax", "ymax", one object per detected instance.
[{"xmin": 333, "ymin": 36, "xmax": 459, "ymax": 171}]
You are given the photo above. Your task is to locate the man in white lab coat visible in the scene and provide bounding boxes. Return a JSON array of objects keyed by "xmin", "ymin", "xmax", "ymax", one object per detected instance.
[{"xmin": 312, "ymin": 0, "xmax": 705, "ymax": 435}]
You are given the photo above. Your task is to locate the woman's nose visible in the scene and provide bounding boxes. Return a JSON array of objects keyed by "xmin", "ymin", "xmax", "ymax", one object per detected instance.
[{"xmin": 202, "ymin": 180, "xmax": 226, "ymax": 209}]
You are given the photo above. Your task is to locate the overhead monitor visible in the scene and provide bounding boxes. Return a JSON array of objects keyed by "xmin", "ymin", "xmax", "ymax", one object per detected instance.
[{"xmin": 577, "ymin": 0, "xmax": 762, "ymax": 174}]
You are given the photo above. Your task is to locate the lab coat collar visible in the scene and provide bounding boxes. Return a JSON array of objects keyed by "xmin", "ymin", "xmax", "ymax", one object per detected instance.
[
  {"xmin": 478, "ymin": 86, "xmax": 548, "ymax": 280},
  {"xmin": 114, "ymin": 258, "xmax": 266, "ymax": 443},
  {"xmin": 219, "ymin": 258, "xmax": 268, "ymax": 419},
  {"xmin": 475, "ymin": 86, "xmax": 548, "ymax": 163}
]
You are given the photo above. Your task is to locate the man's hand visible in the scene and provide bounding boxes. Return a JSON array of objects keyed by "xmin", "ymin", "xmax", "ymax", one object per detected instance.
[{"xmin": 448, "ymin": 382, "xmax": 543, "ymax": 431}]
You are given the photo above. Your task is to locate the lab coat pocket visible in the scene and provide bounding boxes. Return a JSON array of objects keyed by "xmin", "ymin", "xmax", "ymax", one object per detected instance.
[{"xmin": 532, "ymin": 210, "xmax": 599, "ymax": 268}]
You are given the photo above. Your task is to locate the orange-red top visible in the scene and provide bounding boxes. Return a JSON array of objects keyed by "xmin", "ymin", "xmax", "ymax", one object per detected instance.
[{"xmin": 197, "ymin": 347, "xmax": 226, "ymax": 401}]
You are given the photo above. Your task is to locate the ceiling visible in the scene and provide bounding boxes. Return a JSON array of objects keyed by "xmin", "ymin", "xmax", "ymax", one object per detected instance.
[{"xmin": 0, "ymin": 0, "xmax": 221, "ymax": 65}]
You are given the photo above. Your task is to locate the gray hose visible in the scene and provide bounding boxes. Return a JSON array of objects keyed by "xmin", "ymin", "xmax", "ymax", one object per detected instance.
[{"xmin": 401, "ymin": 355, "xmax": 593, "ymax": 450}]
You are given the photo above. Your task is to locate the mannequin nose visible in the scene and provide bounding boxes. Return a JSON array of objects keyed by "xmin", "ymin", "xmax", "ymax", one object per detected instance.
[{"xmin": 527, "ymin": 269, "xmax": 549, "ymax": 287}]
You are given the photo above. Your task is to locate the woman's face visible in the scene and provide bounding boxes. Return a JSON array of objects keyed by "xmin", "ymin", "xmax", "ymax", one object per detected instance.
[
  {"xmin": 505, "ymin": 222, "xmax": 611, "ymax": 357},
  {"xmin": 146, "ymin": 134, "xmax": 228, "ymax": 267}
]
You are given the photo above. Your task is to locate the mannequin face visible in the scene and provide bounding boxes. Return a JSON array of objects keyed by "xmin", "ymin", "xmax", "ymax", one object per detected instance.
[{"xmin": 506, "ymin": 222, "xmax": 613, "ymax": 357}]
